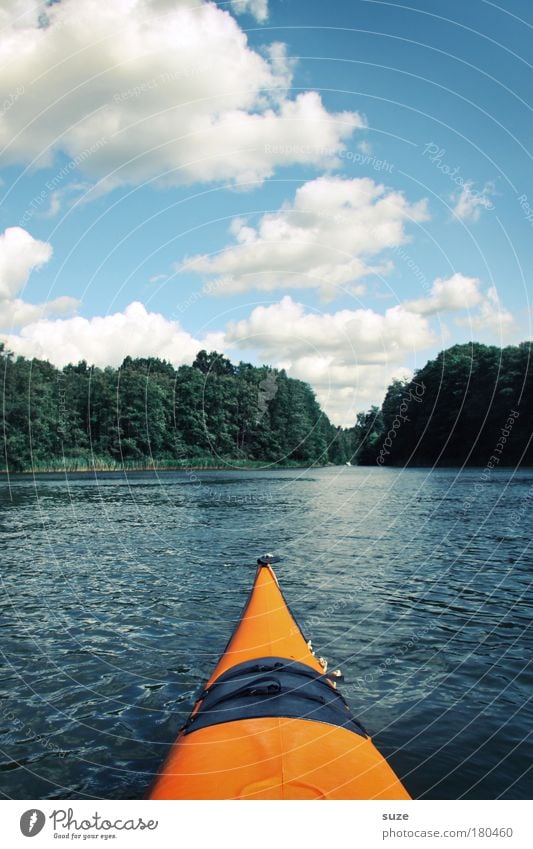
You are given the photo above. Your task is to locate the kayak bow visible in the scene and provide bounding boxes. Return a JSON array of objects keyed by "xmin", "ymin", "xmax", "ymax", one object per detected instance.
[{"xmin": 148, "ymin": 557, "xmax": 411, "ymax": 800}]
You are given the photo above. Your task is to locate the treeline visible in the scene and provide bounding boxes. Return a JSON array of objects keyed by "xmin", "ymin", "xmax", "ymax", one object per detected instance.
[
  {"xmin": 1, "ymin": 341, "xmax": 531, "ymax": 473},
  {"xmin": 0, "ymin": 345, "xmax": 355, "ymax": 472},
  {"xmin": 355, "ymin": 342, "xmax": 532, "ymax": 466}
]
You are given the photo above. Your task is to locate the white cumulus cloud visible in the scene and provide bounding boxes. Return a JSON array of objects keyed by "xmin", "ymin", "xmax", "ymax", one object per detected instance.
[
  {"xmin": 0, "ymin": 227, "xmax": 52, "ymax": 301},
  {"xmin": 1, "ymin": 296, "xmax": 79, "ymax": 329},
  {"xmin": 4, "ymin": 301, "xmax": 224, "ymax": 368},
  {"xmin": 0, "ymin": 227, "xmax": 78, "ymax": 329},
  {"xmin": 223, "ymin": 295, "xmax": 436, "ymax": 424},
  {"xmin": 186, "ymin": 176, "xmax": 429, "ymax": 297},
  {"xmin": 452, "ymin": 181, "xmax": 495, "ymax": 222},
  {"xmin": 230, "ymin": 0, "xmax": 269, "ymax": 23},
  {"xmin": 288, "ymin": 359, "xmax": 414, "ymax": 427},
  {"xmin": 405, "ymin": 273, "xmax": 514, "ymax": 336},
  {"xmin": 225, "ymin": 295, "xmax": 435, "ymax": 362},
  {"xmin": 456, "ymin": 286, "xmax": 514, "ymax": 335},
  {"xmin": 0, "ymin": 0, "xmax": 362, "ymax": 190},
  {"xmin": 405, "ymin": 273, "xmax": 484, "ymax": 315},
  {"xmin": 0, "ymin": 0, "xmax": 39, "ymax": 27}
]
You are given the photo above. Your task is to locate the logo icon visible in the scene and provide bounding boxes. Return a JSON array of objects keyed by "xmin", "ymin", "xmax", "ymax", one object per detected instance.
[
  {"xmin": 256, "ymin": 371, "xmax": 278, "ymax": 423},
  {"xmin": 20, "ymin": 810, "xmax": 45, "ymax": 837}
]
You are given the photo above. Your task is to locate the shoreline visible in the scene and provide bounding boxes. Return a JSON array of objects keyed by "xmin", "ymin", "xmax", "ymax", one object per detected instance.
[
  {"xmin": 0, "ymin": 461, "xmax": 529, "ymax": 475},
  {"xmin": 0, "ymin": 461, "xmax": 333, "ymax": 475}
]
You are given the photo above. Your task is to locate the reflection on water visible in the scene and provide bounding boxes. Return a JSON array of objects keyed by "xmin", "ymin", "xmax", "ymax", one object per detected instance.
[{"xmin": 0, "ymin": 466, "xmax": 531, "ymax": 799}]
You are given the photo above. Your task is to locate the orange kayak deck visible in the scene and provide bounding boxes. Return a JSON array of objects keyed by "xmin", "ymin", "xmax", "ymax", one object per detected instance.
[
  {"xmin": 208, "ymin": 564, "xmax": 324, "ymax": 682},
  {"xmin": 148, "ymin": 562, "xmax": 411, "ymax": 800}
]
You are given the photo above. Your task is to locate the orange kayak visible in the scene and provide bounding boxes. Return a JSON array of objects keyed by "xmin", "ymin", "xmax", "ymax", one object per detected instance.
[{"xmin": 148, "ymin": 556, "xmax": 411, "ymax": 800}]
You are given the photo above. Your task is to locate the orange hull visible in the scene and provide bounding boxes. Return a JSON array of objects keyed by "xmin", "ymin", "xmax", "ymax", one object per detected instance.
[{"xmin": 148, "ymin": 561, "xmax": 411, "ymax": 800}]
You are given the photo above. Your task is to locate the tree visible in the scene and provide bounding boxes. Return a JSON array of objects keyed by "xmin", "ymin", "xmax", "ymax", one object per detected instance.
[
  {"xmin": 4, "ymin": 341, "xmax": 530, "ymax": 472},
  {"xmin": 363, "ymin": 342, "xmax": 533, "ymax": 467},
  {"xmin": 192, "ymin": 350, "xmax": 235, "ymax": 376}
]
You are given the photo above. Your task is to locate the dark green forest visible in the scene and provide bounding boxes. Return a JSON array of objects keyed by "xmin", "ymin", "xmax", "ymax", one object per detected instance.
[
  {"xmin": 356, "ymin": 342, "xmax": 532, "ymax": 467},
  {"xmin": 0, "ymin": 344, "xmax": 354, "ymax": 472},
  {"xmin": 0, "ymin": 341, "xmax": 531, "ymax": 473}
]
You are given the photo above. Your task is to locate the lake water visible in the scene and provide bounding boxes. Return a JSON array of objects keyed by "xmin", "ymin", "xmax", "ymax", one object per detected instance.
[{"xmin": 1, "ymin": 466, "xmax": 532, "ymax": 799}]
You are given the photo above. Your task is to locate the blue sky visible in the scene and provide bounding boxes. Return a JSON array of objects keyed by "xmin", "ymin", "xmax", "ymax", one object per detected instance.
[{"xmin": 0, "ymin": 0, "xmax": 531, "ymax": 424}]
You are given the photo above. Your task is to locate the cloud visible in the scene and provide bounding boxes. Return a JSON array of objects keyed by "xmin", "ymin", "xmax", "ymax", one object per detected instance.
[
  {"xmin": 405, "ymin": 273, "xmax": 514, "ymax": 336},
  {"xmin": 0, "ymin": 0, "xmax": 38, "ymax": 28},
  {"xmin": 0, "ymin": 0, "xmax": 362, "ymax": 190},
  {"xmin": 0, "ymin": 227, "xmax": 52, "ymax": 300},
  {"xmin": 4, "ymin": 300, "xmax": 224, "ymax": 367},
  {"xmin": 288, "ymin": 359, "xmax": 414, "ymax": 427},
  {"xmin": 41, "ymin": 183, "xmax": 92, "ymax": 219},
  {"xmin": 1, "ymin": 296, "xmax": 79, "ymax": 328},
  {"xmin": 186, "ymin": 176, "xmax": 429, "ymax": 297},
  {"xmin": 224, "ymin": 295, "xmax": 436, "ymax": 424},
  {"xmin": 456, "ymin": 286, "xmax": 514, "ymax": 334},
  {"xmin": 3, "ymin": 285, "xmax": 436, "ymax": 425},
  {"xmin": 3, "ymin": 280, "xmax": 513, "ymax": 426},
  {"xmin": 452, "ymin": 181, "xmax": 495, "ymax": 222},
  {"xmin": 230, "ymin": 0, "xmax": 269, "ymax": 23},
  {"xmin": 405, "ymin": 273, "xmax": 484, "ymax": 315},
  {"xmin": 0, "ymin": 226, "xmax": 78, "ymax": 329},
  {"xmin": 225, "ymin": 295, "xmax": 435, "ymax": 362}
]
